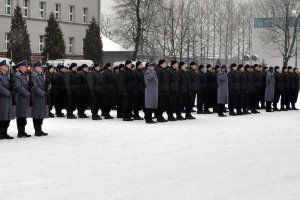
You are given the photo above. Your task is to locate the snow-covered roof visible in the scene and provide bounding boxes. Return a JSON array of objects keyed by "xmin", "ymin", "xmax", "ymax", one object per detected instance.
[{"xmin": 101, "ymin": 35, "xmax": 131, "ymax": 52}]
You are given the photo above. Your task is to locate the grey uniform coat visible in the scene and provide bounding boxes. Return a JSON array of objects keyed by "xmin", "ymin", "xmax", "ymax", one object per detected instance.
[
  {"xmin": 15, "ymin": 72, "xmax": 31, "ymax": 118},
  {"xmin": 217, "ymin": 72, "xmax": 229, "ymax": 104},
  {"xmin": 0, "ymin": 73, "xmax": 15, "ymax": 121},
  {"xmin": 31, "ymin": 72, "xmax": 49, "ymax": 119},
  {"xmin": 265, "ymin": 73, "xmax": 275, "ymax": 102},
  {"xmin": 144, "ymin": 70, "xmax": 158, "ymax": 109}
]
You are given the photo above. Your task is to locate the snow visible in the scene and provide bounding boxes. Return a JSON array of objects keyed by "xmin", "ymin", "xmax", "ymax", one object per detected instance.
[
  {"xmin": 102, "ymin": 35, "xmax": 131, "ymax": 52},
  {"xmin": 1, "ymin": 101, "xmax": 300, "ymax": 200}
]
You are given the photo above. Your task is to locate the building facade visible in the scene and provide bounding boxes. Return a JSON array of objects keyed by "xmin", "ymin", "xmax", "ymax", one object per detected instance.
[
  {"xmin": 0, "ymin": 0, "xmax": 101, "ymax": 60},
  {"xmin": 252, "ymin": 18, "xmax": 299, "ymax": 67}
]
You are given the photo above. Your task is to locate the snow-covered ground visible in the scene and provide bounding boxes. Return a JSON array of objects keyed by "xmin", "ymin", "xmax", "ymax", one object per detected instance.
[{"xmin": 1, "ymin": 102, "xmax": 300, "ymax": 200}]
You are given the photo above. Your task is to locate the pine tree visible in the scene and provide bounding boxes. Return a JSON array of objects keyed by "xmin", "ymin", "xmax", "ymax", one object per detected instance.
[
  {"xmin": 42, "ymin": 12, "xmax": 66, "ymax": 60},
  {"xmin": 7, "ymin": 6, "xmax": 32, "ymax": 63},
  {"xmin": 83, "ymin": 17, "xmax": 103, "ymax": 64}
]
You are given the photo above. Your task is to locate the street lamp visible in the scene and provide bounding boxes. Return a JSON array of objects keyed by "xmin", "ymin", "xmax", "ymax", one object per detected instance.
[{"xmin": 291, "ymin": 10, "xmax": 298, "ymax": 68}]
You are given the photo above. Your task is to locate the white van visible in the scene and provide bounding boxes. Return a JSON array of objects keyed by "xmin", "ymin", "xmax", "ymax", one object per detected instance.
[{"xmin": 60, "ymin": 59, "xmax": 94, "ymax": 68}]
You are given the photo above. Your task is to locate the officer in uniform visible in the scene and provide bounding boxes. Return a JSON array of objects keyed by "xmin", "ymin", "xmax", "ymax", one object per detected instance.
[
  {"xmin": 227, "ymin": 63, "xmax": 240, "ymax": 116},
  {"xmin": 46, "ymin": 65, "xmax": 56, "ymax": 118},
  {"xmin": 31, "ymin": 62, "xmax": 49, "ymax": 136},
  {"xmin": 133, "ymin": 61, "xmax": 145, "ymax": 120},
  {"xmin": 167, "ymin": 60, "xmax": 179, "ymax": 121},
  {"xmin": 65, "ymin": 63, "xmax": 81, "ymax": 119},
  {"xmin": 156, "ymin": 60, "xmax": 170, "ymax": 123},
  {"xmin": 0, "ymin": 60, "xmax": 15, "ymax": 140},
  {"xmin": 197, "ymin": 65, "xmax": 209, "ymax": 114},
  {"xmin": 292, "ymin": 67, "xmax": 299, "ymax": 110},
  {"xmin": 78, "ymin": 64, "xmax": 90, "ymax": 118},
  {"xmin": 186, "ymin": 62, "xmax": 198, "ymax": 119},
  {"xmin": 14, "ymin": 60, "xmax": 32, "ymax": 138},
  {"xmin": 102, "ymin": 63, "xmax": 117, "ymax": 119},
  {"xmin": 53, "ymin": 64, "xmax": 67, "ymax": 117}
]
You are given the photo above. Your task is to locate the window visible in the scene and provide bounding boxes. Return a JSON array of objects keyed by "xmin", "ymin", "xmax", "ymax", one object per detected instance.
[
  {"xmin": 54, "ymin": 4, "xmax": 60, "ymax": 20},
  {"xmin": 5, "ymin": 0, "xmax": 11, "ymax": 15},
  {"xmin": 5, "ymin": 33, "xmax": 10, "ymax": 51},
  {"xmin": 39, "ymin": 2, "xmax": 46, "ymax": 19},
  {"xmin": 68, "ymin": 37, "xmax": 74, "ymax": 54},
  {"xmin": 83, "ymin": 8, "xmax": 88, "ymax": 23},
  {"xmin": 69, "ymin": 6, "xmax": 74, "ymax": 22},
  {"xmin": 38, "ymin": 35, "xmax": 45, "ymax": 53},
  {"xmin": 23, "ymin": 0, "xmax": 29, "ymax": 17}
]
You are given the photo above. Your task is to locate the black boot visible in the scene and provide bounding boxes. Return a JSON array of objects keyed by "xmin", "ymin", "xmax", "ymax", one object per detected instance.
[
  {"xmin": 168, "ymin": 114, "xmax": 177, "ymax": 121},
  {"xmin": 34, "ymin": 125, "xmax": 43, "ymax": 137},
  {"xmin": 17, "ymin": 126, "xmax": 31, "ymax": 138},
  {"xmin": 56, "ymin": 112, "xmax": 65, "ymax": 117},
  {"xmin": 104, "ymin": 113, "xmax": 114, "ymax": 119},
  {"xmin": 292, "ymin": 104, "xmax": 299, "ymax": 110},
  {"xmin": 92, "ymin": 114, "xmax": 102, "ymax": 120},
  {"xmin": 3, "ymin": 128, "xmax": 14, "ymax": 139},
  {"xmin": 49, "ymin": 112, "xmax": 55, "ymax": 118},
  {"xmin": 243, "ymin": 109, "xmax": 251, "ymax": 115},
  {"xmin": 39, "ymin": 125, "xmax": 48, "ymax": 136},
  {"xmin": 0, "ymin": 129, "xmax": 6, "ymax": 140},
  {"xmin": 185, "ymin": 113, "xmax": 196, "ymax": 120},
  {"xmin": 133, "ymin": 112, "xmax": 143, "ymax": 120}
]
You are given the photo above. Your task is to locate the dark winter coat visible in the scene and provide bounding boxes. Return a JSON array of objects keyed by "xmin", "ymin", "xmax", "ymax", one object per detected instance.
[
  {"xmin": 239, "ymin": 71, "xmax": 248, "ymax": 93},
  {"xmin": 31, "ymin": 72, "xmax": 49, "ymax": 119},
  {"xmin": 178, "ymin": 69, "xmax": 187, "ymax": 94},
  {"xmin": 265, "ymin": 73, "xmax": 275, "ymax": 102},
  {"xmin": 274, "ymin": 71, "xmax": 283, "ymax": 92},
  {"xmin": 102, "ymin": 70, "xmax": 116, "ymax": 94},
  {"xmin": 217, "ymin": 72, "xmax": 228, "ymax": 104},
  {"xmin": 15, "ymin": 72, "xmax": 31, "ymax": 118},
  {"xmin": 123, "ymin": 67, "xmax": 136, "ymax": 93},
  {"xmin": 168, "ymin": 67, "xmax": 179, "ymax": 93},
  {"xmin": 53, "ymin": 72, "xmax": 66, "ymax": 95},
  {"xmin": 294, "ymin": 73, "xmax": 299, "ymax": 90},
  {"xmin": 198, "ymin": 72, "xmax": 207, "ymax": 92},
  {"xmin": 134, "ymin": 69, "xmax": 145, "ymax": 94},
  {"xmin": 253, "ymin": 70, "xmax": 262, "ymax": 90},
  {"xmin": 87, "ymin": 70, "xmax": 104, "ymax": 94},
  {"xmin": 281, "ymin": 72, "xmax": 289, "ymax": 91},
  {"xmin": 288, "ymin": 72, "xmax": 295, "ymax": 91},
  {"xmin": 186, "ymin": 69, "xmax": 198, "ymax": 93},
  {"xmin": 65, "ymin": 71, "xmax": 81, "ymax": 95},
  {"xmin": 0, "ymin": 72, "xmax": 15, "ymax": 121},
  {"xmin": 156, "ymin": 67, "xmax": 170, "ymax": 95},
  {"xmin": 144, "ymin": 70, "xmax": 158, "ymax": 109},
  {"xmin": 228, "ymin": 70, "xmax": 240, "ymax": 93}
]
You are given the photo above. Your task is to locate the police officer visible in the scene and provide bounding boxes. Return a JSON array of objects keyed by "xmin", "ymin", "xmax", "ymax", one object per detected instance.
[
  {"xmin": 0, "ymin": 60, "xmax": 15, "ymax": 140},
  {"xmin": 227, "ymin": 63, "xmax": 240, "ymax": 116},
  {"xmin": 133, "ymin": 61, "xmax": 145, "ymax": 120},
  {"xmin": 273, "ymin": 66, "xmax": 283, "ymax": 111},
  {"xmin": 53, "ymin": 64, "xmax": 67, "ymax": 117},
  {"xmin": 14, "ymin": 60, "xmax": 31, "ymax": 138},
  {"xmin": 156, "ymin": 60, "xmax": 170, "ymax": 122},
  {"xmin": 197, "ymin": 65, "xmax": 209, "ymax": 114},
  {"xmin": 186, "ymin": 62, "xmax": 197, "ymax": 119},
  {"xmin": 31, "ymin": 62, "xmax": 49, "ymax": 136},
  {"xmin": 292, "ymin": 67, "xmax": 299, "ymax": 110},
  {"xmin": 167, "ymin": 60, "xmax": 179, "ymax": 121},
  {"xmin": 281, "ymin": 66, "xmax": 289, "ymax": 111},
  {"xmin": 121, "ymin": 60, "xmax": 135, "ymax": 121},
  {"xmin": 217, "ymin": 65, "xmax": 228, "ymax": 117},
  {"xmin": 102, "ymin": 63, "xmax": 116, "ymax": 119},
  {"xmin": 65, "ymin": 63, "xmax": 81, "ymax": 119},
  {"xmin": 78, "ymin": 64, "xmax": 90, "ymax": 118},
  {"xmin": 46, "ymin": 65, "xmax": 56, "ymax": 118},
  {"xmin": 116, "ymin": 64, "xmax": 125, "ymax": 118},
  {"xmin": 87, "ymin": 64, "xmax": 104, "ymax": 120},
  {"xmin": 287, "ymin": 66, "xmax": 295, "ymax": 110}
]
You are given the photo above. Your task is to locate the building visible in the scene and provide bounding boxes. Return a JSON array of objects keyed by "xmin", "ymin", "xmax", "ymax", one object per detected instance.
[
  {"xmin": 0, "ymin": 0, "xmax": 132, "ymax": 64},
  {"xmin": 252, "ymin": 18, "xmax": 299, "ymax": 67}
]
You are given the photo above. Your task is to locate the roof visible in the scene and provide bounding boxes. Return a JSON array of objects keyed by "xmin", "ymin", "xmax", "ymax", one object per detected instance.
[{"xmin": 101, "ymin": 35, "xmax": 131, "ymax": 52}]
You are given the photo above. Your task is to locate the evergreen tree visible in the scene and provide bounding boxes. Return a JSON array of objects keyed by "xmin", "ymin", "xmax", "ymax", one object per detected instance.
[
  {"xmin": 83, "ymin": 17, "xmax": 103, "ymax": 64},
  {"xmin": 7, "ymin": 6, "xmax": 32, "ymax": 63},
  {"xmin": 42, "ymin": 12, "xmax": 66, "ymax": 60}
]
